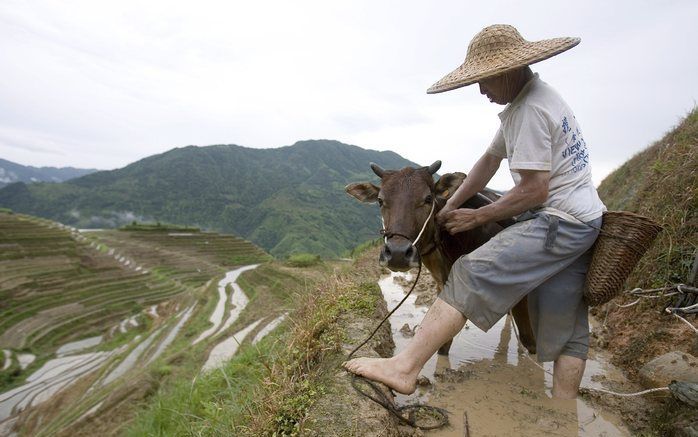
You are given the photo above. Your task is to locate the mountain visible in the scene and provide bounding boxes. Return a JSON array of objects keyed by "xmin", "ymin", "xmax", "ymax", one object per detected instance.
[
  {"xmin": 0, "ymin": 140, "xmax": 417, "ymax": 258},
  {"xmin": 0, "ymin": 158, "xmax": 98, "ymax": 188}
]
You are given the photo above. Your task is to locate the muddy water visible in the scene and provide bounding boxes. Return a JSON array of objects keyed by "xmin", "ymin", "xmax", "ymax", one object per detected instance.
[
  {"xmin": 0, "ymin": 351, "xmax": 114, "ymax": 423},
  {"xmin": 201, "ymin": 318, "xmax": 264, "ymax": 372},
  {"xmin": 56, "ymin": 335, "xmax": 103, "ymax": 357},
  {"xmin": 193, "ymin": 264, "xmax": 260, "ymax": 345},
  {"xmin": 379, "ymin": 272, "xmax": 631, "ymax": 436}
]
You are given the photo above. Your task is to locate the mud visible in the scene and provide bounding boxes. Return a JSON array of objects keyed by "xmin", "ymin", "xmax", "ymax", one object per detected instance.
[{"xmin": 380, "ymin": 271, "xmax": 632, "ymax": 436}]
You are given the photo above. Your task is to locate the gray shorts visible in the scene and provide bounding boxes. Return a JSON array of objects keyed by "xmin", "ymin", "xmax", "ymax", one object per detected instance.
[{"xmin": 440, "ymin": 213, "xmax": 602, "ymax": 362}]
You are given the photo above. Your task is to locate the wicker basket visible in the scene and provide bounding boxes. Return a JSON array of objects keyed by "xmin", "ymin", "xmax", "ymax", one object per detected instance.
[{"xmin": 583, "ymin": 211, "xmax": 663, "ymax": 306}]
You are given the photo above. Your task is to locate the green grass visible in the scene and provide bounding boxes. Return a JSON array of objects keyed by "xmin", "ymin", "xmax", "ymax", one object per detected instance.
[
  {"xmin": 598, "ymin": 108, "xmax": 697, "ymax": 288},
  {"xmin": 285, "ymin": 252, "xmax": 322, "ymax": 267},
  {"xmin": 124, "ymin": 254, "xmax": 379, "ymax": 436},
  {"xmin": 594, "ymin": 108, "xmax": 698, "ymax": 435},
  {"xmin": 125, "ymin": 326, "xmax": 287, "ymax": 436},
  {"xmin": 119, "ymin": 221, "xmax": 201, "ymax": 232}
]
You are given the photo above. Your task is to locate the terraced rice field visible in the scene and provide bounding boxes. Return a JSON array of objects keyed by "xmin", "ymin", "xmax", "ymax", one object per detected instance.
[
  {"xmin": 0, "ymin": 213, "xmax": 269, "ymax": 354},
  {"xmin": 0, "ymin": 211, "xmax": 277, "ymax": 435}
]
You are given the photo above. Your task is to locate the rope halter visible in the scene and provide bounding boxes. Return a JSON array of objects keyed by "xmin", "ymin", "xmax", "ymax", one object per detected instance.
[{"xmin": 380, "ymin": 200, "xmax": 436, "ymax": 250}]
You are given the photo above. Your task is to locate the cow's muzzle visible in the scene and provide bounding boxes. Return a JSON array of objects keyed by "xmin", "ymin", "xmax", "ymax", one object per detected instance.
[{"xmin": 379, "ymin": 238, "xmax": 420, "ymax": 271}]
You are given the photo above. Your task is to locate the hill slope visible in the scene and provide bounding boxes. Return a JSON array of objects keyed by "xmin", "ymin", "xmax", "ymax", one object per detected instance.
[
  {"xmin": 0, "ymin": 158, "xmax": 97, "ymax": 188},
  {"xmin": 592, "ymin": 109, "xmax": 697, "ymax": 434},
  {"xmin": 0, "ymin": 140, "xmax": 417, "ymax": 258},
  {"xmin": 597, "ymin": 109, "xmax": 696, "ymax": 286}
]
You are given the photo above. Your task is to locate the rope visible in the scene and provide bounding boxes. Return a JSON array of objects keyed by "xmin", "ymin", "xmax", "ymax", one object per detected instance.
[
  {"xmin": 347, "ymin": 263, "xmax": 422, "ymax": 359},
  {"xmin": 672, "ymin": 313, "xmax": 698, "ymax": 334},
  {"xmin": 508, "ymin": 311, "xmax": 673, "ymax": 398},
  {"xmin": 345, "ymin": 262, "xmax": 449, "ymax": 430},
  {"xmin": 612, "ymin": 283, "xmax": 698, "ymax": 334}
]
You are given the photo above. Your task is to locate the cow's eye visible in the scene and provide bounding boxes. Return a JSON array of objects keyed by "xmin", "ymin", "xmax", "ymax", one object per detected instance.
[
  {"xmin": 377, "ymin": 198, "xmax": 384, "ymax": 207},
  {"xmin": 425, "ymin": 195, "xmax": 433, "ymax": 204}
]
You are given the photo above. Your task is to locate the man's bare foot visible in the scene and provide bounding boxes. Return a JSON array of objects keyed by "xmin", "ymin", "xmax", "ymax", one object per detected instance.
[{"xmin": 342, "ymin": 357, "xmax": 418, "ymax": 395}]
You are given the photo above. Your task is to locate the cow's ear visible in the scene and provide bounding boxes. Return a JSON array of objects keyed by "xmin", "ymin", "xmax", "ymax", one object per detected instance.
[
  {"xmin": 435, "ymin": 172, "xmax": 466, "ymax": 200},
  {"xmin": 345, "ymin": 182, "xmax": 380, "ymax": 203}
]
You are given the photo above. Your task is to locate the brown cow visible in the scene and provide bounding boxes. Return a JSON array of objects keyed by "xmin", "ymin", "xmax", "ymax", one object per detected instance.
[{"xmin": 346, "ymin": 160, "xmax": 536, "ymax": 355}]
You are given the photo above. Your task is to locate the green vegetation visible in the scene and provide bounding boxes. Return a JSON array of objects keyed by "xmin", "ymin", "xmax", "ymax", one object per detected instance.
[
  {"xmin": 0, "ymin": 140, "xmax": 416, "ymax": 258},
  {"xmin": 598, "ymin": 108, "xmax": 697, "ymax": 288},
  {"xmin": 0, "ymin": 158, "xmax": 97, "ymax": 187},
  {"xmin": 126, "ymin": 255, "xmax": 381, "ymax": 436},
  {"xmin": 594, "ymin": 108, "xmax": 697, "ymax": 435},
  {"xmin": 126, "ymin": 328, "xmax": 285, "ymax": 437},
  {"xmin": 119, "ymin": 221, "xmax": 200, "ymax": 232},
  {"xmin": 286, "ymin": 252, "xmax": 322, "ymax": 267}
]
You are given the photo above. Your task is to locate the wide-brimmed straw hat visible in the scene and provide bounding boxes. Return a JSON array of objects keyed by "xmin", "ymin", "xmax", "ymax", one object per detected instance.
[{"xmin": 427, "ymin": 24, "xmax": 580, "ymax": 94}]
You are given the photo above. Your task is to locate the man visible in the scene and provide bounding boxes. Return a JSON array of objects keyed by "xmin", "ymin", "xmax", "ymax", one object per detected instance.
[{"xmin": 343, "ymin": 24, "xmax": 606, "ymax": 399}]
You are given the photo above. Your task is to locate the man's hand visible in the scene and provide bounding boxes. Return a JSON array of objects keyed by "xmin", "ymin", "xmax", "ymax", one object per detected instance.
[
  {"xmin": 435, "ymin": 203, "xmax": 456, "ymax": 226},
  {"xmin": 438, "ymin": 208, "xmax": 484, "ymax": 235}
]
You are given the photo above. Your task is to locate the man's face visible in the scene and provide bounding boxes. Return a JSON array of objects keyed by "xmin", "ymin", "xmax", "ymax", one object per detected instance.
[{"xmin": 478, "ymin": 74, "xmax": 509, "ymax": 105}]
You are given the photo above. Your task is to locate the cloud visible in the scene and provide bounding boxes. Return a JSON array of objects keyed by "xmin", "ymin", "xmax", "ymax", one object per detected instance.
[{"xmin": 0, "ymin": 0, "xmax": 696, "ymax": 184}]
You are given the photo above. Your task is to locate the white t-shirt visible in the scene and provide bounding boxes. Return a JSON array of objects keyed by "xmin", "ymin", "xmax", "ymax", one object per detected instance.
[{"xmin": 486, "ymin": 74, "xmax": 606, "ymax": 222}]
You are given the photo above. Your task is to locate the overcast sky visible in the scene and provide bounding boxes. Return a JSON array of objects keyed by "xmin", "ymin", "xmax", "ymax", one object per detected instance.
[{"xmin": 1, "ymin": 0, "xmax": 696, "ymax": 190}]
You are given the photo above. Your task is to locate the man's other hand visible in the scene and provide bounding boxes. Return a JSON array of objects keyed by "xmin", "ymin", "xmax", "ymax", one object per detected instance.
[{"xmin": 439, "ymin": 208, "xmax": 483, "ymax": 234}]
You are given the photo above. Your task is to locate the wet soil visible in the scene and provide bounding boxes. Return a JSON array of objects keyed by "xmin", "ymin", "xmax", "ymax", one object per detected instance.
[{"xmin": 382, "ymin": 270, "xmax": 636, "ymax": 436}]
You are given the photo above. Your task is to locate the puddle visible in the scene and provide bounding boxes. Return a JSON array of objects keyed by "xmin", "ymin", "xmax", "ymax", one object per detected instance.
[
  {"xmin": 146, "ymin": 305, "xmax": 196, "ymax": 365},
  {"xmin": 16, "ymin": 354, "xmax": 35, "ymax": 370},
  {"xmin": 118, "ymin": 315, "xmax": 139, "ymax": 334},
  {"xmin": 0, "ymin": 352, "xmax": 113, "ymax": 423},
  {"xmin": 56, "ymin": 336, "xmax": 103, "ymax": 357},
  {"xmin": 379, "ymin": 272, "xmax": 631, "ymax": 436},
  {"xmin": 210, "ymin": 264, "xmax": 260, "ymax": 337},
  {"xmin": 252, "ymin": 313, "xmax": 287, "ymax": 345},
  {"xmin": 101, "ymin": 328, "xmax": 162, "ymax": 386},
  {"xmin": 202, "ymin": 318, "xmax": 264, "ymax": 372},
  {"xmin": 2, "ymin": 350, "xmax": 10, "ymax": 371},
  {"xmin": 193, "ymin": 264, "xmax": 259, "ymax": 345}
]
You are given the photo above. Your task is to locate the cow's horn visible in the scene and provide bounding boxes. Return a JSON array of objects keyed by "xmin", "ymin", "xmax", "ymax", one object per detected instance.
[
  {"xmin": 428, "ymin": 160, "xmax": 442, "ymax": 175},
  {"xmin": 370, "ymin": 162, "xmax": 385, "ymax": 178}
]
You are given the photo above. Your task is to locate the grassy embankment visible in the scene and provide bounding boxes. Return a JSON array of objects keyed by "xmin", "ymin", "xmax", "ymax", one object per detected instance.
[
  {"xmin": 124, "ymin": 248, "xmax": 386, "ymax": 436},
  {"xmin": 592, "ymin": 108, "xmax": 697, "ymax": 434}
]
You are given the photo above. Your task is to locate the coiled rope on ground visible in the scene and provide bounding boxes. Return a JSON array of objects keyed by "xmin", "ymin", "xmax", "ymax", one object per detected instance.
[{"xmin": 345, "ymin": 263, "xmax": 450, "ymax": 430}]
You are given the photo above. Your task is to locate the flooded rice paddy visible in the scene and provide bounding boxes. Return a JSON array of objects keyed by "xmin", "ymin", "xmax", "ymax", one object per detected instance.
[{"xmin": 379, "ymin": 272, "xmax": 631, "ymax": 436}]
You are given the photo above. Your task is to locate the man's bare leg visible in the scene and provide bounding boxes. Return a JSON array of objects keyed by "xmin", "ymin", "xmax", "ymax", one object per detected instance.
[
  {"xmin": 343, "ymin": 297, "xmax": 466, "ymax": 394},
  {"xmin": 552, "ymin": 355, "xmax": 586, "ymax": 399}
]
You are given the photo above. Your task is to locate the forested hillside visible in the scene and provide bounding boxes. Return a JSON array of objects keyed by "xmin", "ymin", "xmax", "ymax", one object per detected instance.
[
  {"xmin": 0, "ymin": 140, "xmax": 417, "ymax": 257},
  {"xmin": 0, "ymin": 158, "xmax": 97, "ymax": 188}
]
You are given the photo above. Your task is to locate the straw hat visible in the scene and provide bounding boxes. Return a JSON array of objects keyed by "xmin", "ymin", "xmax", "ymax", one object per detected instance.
[{"xmin": 427, "ymin": 24, "xmax": 580, "ymax": 94}]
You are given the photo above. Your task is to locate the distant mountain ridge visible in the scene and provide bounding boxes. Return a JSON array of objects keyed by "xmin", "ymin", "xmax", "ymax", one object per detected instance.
[
  {"xmin": 0, "ymin": 158, "xmax": 98, "ymax": 188},
  {"xmin": 0, "ymin": 140, "xmax": 418, "ymax": 257}
]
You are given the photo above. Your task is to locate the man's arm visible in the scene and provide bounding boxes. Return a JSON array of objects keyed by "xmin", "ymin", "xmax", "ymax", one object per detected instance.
[
  {"xmin": 441, "ymin": 152, "xmax": 503, "ymax": 213},
  {"xmin": 440, "ymin": 169, "xmax": 549, "ymax": 235}
]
